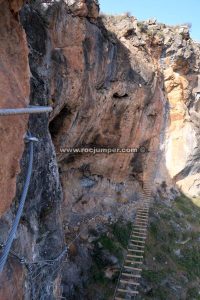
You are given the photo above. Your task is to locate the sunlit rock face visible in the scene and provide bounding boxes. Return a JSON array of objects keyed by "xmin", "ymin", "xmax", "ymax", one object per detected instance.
[
  {"xmin": 103, "ymin": 17, "xmax": 200, "ymax": 197},
  {"xmin": 162, "ymin": 59, "xmax": 200, "ymax": 197},
  {"xmin": 0, "ymin": 1, "xmax": 200, "ymax": 299},
  {"xmin": 0, "ymin": 0, "xmax": 30, "ymax": 216},
  {"xmin": 46, "ymin": 8, "xmax": 164, "ymax": 218}
]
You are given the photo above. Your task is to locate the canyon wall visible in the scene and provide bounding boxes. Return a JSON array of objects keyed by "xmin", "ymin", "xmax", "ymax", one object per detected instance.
[
  {"xmin": 103, "ymin": 16, "xmax": 200, "ymax": 198},
  {"xmin": 0, "ymin": 1, "xmax": 199, "ymax": 299},
  {"xmin": 0, "ymin": 0, "xmax": 30, "ymax": 216}
]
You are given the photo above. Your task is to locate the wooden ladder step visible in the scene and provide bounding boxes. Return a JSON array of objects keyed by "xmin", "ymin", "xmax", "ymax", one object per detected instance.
[
  {"xmin": 127, "ymin": 254, "xmax": 143, "ymax": 259},
  {"xmin": 131, "ymin": 234, "xmax": 146, "ymax": 239},
  {"xmin": 122, "ymin": 273, "xmax": 141, "ymax": 278},
  {"xmin": 131, "ymin": 231, "xmax": 147, "ymax": 236},
  {"xmin": 129, "ymin": 244, "xmax": 145, "ymax": 248},
  {"xmin": 134, "ymin": 224, "xmax": 147, "ymax": 228},
  {"xmin": 135, "ymin": 223, "xmax": 148, "ymax": 227},
  {"xmin": 130, "ymin": 239, "xmax": 145, "ymax": 243},
  {"xmin": 120, "ymin": 279, "xmax": 140, "ymax": 286},
  {"xmin": 135, "ymin": 221, "xmax": 148, "ymax": 224},
  {"xmin": 125, "ymin": 259, "xmax": 143, "ymax": 264},
  {"xmin": 128, "ymin": 249, "xmax": 144, "ymax": 253},
  {"xmin": 117, "ymin": 288, "xmax": 139, "ymax": 295},
  {"xmin": 133, "ymin": 224, "xmax": 146, "ymax": 233},
  {"xmin": 124, "ymin": 266, "xmax": 142, "ymax": 271},
  {"xmin": 135, "ymin": 220, "xmax": 148, "ymax": 223},
  {"xmin": 136, "ymin": 217, "xmax": 148, "ymax": 221},
  {"xmin": 133, "ymin": 226, "xmax": 147, "ymax": 230}
]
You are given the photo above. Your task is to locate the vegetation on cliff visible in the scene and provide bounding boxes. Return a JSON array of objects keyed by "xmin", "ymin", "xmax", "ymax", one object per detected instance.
[{"xmin": 140, "ymin": 192, "xmax": 200, "ymax": 299}]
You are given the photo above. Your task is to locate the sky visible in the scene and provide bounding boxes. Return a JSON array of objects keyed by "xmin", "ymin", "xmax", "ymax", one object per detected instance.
[{"xmin": 99, "ymin": 0, "xmax": 200, "ymax": 42}]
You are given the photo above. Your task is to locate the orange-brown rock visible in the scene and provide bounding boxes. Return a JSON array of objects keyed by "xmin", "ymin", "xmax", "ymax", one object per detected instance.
[
  {"xmin": 0, "ymin": 259, "xmax": 24, "ymax": 300},
  {"xmin": 0, "ymin": 2, "xmax": 200, "ymax": 299},
  {"xmin": 0, "ymin": 0, "xmax": 29, "ymax": 216}
]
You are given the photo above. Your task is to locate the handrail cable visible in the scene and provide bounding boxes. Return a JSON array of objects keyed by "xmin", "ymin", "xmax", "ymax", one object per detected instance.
[{"xmin": 0, "ymin": 133, "xmax": 37, "ymax": 273}]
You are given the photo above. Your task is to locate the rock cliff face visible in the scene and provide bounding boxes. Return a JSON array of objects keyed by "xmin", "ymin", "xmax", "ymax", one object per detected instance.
[
  {"xmin": 103, "ymin": 16, "xmax": 200, "ymax": 198},
  {"xmin": 0, "ymin": 1, "xmax": 199, "ymax": 299},
  {"xmin": 0, "ymin": 0, "xmax": 30, "ymax": 216}
]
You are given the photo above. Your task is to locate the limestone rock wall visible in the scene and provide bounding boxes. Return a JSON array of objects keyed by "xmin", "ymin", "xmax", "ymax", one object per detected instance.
[
  {"xmin": 0, "ymin": 1, "xmax": 200, "ymax": 299},
  {"xmin": 0, "ymin": 0, "xmax": 30, "ymax": 216}
]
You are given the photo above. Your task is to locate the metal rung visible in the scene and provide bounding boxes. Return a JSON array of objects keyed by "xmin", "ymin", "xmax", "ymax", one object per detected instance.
[
  {"xmin": 131, "ymin": 231, "xmax": 147, "ymax": 235},
  {"xmin": 136, "ymin": 214, "xmax": 148, "ymax": 216},
  {"xmin": 134, "ymin": 224, "xmax": 147, "ymax": 227},
  {"xmin": 138, "ymin": 205, "xmax": 149, "ymax": 212},
  {"xmin": 135, "ymin": 219, "xmax": 148, "ymax": 224},
  {"xmin": 120, "ymin": 279, "xmax": 140, "ymax": 286},
  {"xmin": 129, "ymin": 243, "xmax": 144, "ymax": 248},
  {"xmin": 117, "ymin": 288, "xmax": 139, "ymax": 295},
  {"xmin": 124, "ymin": 266, "xmax": 142, "ymax": 271},
  {"xmin": 135, "ymin": 224, "xmax": 148, "ymax": 227},
  {"xmin": 130, "ymin": 239, "xmax": 145, "ymax": 243},
  {"xmin": 0, "ymin": 106, "xmax": 53, "ymax": 116},
  {"xmin": 125, "ymin": 260, "xmax": 143, "ymax": 264},
  {"xmin": 131, "ymin": 230, "xmax": 147, "ymax": 234},
  {"xmin": 127, "ymin": 254, "xmax": 143, "ymax": 258},
  {"xmin": 122, "ymin": 273, "xmax": 141, "ymax": 278},
  {"xmin": 134, "ymin": 226, "xmax": 147, "ymax": 230},
  {"xmin": 135, "ymin": 220, "xmax": 148, "ymax": 224},
  {"xmin": 135, "ymin": 221, "xmax": 148, "ymax": 224},
  {"xmin": 128, "ymin": 249, "xmax": 144, "ymax": 253},
  {"xmin": 131, "ymin": 235, "xmax": 146, "ymax": 239}
]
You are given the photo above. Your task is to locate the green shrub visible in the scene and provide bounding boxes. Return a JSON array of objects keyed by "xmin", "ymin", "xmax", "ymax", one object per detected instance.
[
  {"xmin": 112, "ymin": 221, "xmax": 132, "ymax": 248},
  {"xmin": 178, "ymin": 247, "xmax": 200, "ymax": 279}
]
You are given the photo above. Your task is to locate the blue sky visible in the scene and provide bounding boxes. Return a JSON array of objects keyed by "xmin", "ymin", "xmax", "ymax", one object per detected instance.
[{"xmin": 99, "ymin": 0, "xmax": 200, "ymax": 41}]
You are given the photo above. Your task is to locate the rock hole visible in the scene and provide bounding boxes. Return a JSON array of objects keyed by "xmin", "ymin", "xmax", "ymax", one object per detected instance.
[
  {"xmin": 49, "ymin": 105, "xmax": 71, "ymax": 137},
  {"xmin": 113, "ymin": 92, "xmax": 129, "ymax": 99}
]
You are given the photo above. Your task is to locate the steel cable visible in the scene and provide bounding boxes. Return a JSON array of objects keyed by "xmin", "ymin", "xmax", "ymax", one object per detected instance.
[{"xmin": 0, "ymin": 134, "xmax": 35, "ymax": 273}]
